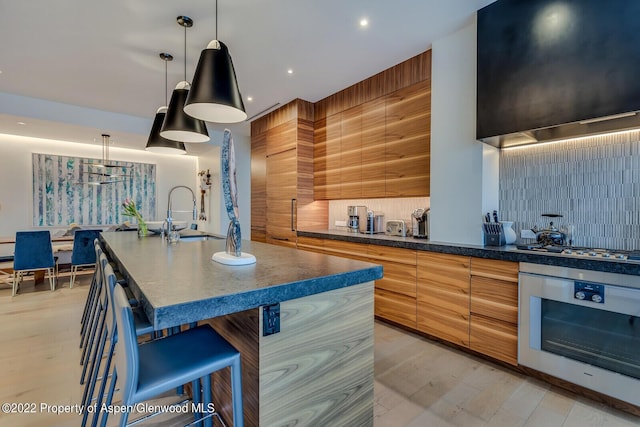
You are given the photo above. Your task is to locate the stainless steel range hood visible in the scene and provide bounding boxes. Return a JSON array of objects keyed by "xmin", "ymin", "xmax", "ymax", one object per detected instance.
[{"xmin": 480, "ymin": 111, "xmax": 640, "ymax": 149}]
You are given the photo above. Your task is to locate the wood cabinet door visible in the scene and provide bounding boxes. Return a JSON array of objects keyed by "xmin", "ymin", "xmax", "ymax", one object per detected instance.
[
  {"xmin": 251, "ymin": 131, "xmax": 267, "ymax": 242},
  {"xmin": 266, "ymin": 120, "xmax": 297, "ymax": 157},
  {"xmin": 266, "ymin": 149, "xmax": 297, "ymax": 247},
  {"xmin": 313, "ymin": 113, "xmax": 341, "ymax": 200},
  {"xmin": 361, "ymin": 98, "xmax": 386, "ymax": 198},
  {"xmin": 375, "ymin": 288, "xmax": 417, "ymax": 329},
  {"xmin": 469, "ymin": 258, "xmax": 518, "ymax": 365},
  {"xmin": 469, "ymin": 314, "xmax": 518, "ymax": 366},
  {"xmin": 385, "ymin": 80, "xmax": 431, "ymax": 197},
  {"xmin": 417, "ymin": 252, "xmax": 470, "ymax": 346},
  {"xmin": 340, "ymin": 105, "xmax": 362, "ymax": 199}
]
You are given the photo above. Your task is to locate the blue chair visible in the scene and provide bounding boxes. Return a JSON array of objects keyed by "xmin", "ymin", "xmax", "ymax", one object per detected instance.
[
  {"xmin": 12, "ymin": 230, "xmax": 57, "ymax": 296},
  {"xmin": 81, "ymin": 254, "xmax": 155, "ymax": 427},
  {"xmin": 69, "ymin": 229, "xmax": 102, "ymax": 288},
  {"xmin": 101, "ymin": 283, "xmax": 244, "ymax": 427}
]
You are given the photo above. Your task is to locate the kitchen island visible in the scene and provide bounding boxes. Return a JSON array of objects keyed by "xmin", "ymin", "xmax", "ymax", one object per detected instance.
[{"xmin": 99, "ymin": 231, "xmax": 382, "ymax": 427}]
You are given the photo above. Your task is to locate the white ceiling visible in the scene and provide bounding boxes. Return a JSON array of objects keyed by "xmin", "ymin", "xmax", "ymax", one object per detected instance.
[{"xmin": 0, "ymin": 0, "xmax": 495, "ymax": 155}]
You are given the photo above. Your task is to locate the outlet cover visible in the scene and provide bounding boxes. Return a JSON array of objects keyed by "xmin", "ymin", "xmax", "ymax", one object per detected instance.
[
  {"xmin": 263, "ymin": 303, "xmax": 280, "ymax": 336},
  {"xmin": 335, "ymin": 220, "xmax": 347, "ymax": 227}
]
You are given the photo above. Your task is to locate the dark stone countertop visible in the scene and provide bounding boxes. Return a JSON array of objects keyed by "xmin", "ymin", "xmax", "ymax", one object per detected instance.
[
  {"xmin": 100, "ymin": 231, "xmax": 383, "ymax": 330},
  {"xmin": 298, "ymin": 230, "xmax": 640, "ymax": 276}
]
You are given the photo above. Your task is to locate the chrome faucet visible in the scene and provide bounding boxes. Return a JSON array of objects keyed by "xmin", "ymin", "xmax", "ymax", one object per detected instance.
[{"xmin": 165, "ymin": 185, "xmax": 197, "ymax": 239}]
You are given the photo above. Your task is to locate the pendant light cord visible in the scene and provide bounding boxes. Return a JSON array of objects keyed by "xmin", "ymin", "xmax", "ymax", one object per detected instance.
[
  {"xmin": 215, "ymin": 0, "xmax": 218, "ymax": 40},
  {"xmin": 165, "ymin": 57, "xmax": 168, "ymax": 106},
  {"xmin": 184, "ymin": 23, "xmax": 187, "ymax": 82}
]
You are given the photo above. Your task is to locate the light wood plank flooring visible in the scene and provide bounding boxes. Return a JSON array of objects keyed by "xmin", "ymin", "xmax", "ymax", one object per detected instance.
[{"xmin": 0, "ymin": 276, "xmax": 638, "ymax": 426}]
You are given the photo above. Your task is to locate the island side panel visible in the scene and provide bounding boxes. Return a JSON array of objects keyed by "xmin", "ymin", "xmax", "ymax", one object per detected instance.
[
  {"xmin": 204, "ymin": 308, "xmax": 260, "ymax": 427},
  {"xmin": 260, "ymin": 281, "xmax": 374, "ymax": 426}
]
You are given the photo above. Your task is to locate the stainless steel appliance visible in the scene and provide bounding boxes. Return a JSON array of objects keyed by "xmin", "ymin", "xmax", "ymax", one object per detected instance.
[
  {"xmin": 373, "ymin": 213, "xmax": 385, "ymax": 234},
  {"xmin": 385, "ymin": 220, "xmax": 407, "ymax": 237},
  {"xmin": 519, "ymin": 262, "xmax": 640, "ymax": 406},
  {"xmin": 515, "ymin": 244, "xmax": 640, "ymax": 262},
  {"xmin": 347, "ymin": 206, "xmax": 367, "ymax": 234},
  {"xmin": 411, "ymin": 208, "xmax": 429, "ymax": 239},
  {"xmin": 531, "ymin": 213, "xmax": 567, "ymax": 246}
]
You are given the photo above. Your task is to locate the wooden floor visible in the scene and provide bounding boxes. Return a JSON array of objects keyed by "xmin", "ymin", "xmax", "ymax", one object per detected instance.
[{"xmin": 0, "ymin": 276, "xmax": 638, "ymax": 427}]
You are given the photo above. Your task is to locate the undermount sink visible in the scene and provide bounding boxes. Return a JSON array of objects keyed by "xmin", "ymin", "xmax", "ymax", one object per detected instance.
[{"xmin": 178, "ymin": 235, "xmax": 224, "ymax": 242}]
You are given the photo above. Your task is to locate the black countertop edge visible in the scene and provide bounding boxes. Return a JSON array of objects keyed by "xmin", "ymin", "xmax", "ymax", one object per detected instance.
[
  {"xmin": 298, "ymin": 230, "xmax": 640, "ymax": 276},
  {"xmin": 144, "ymin": 266, "xmax": 382, "ymax": 330}
]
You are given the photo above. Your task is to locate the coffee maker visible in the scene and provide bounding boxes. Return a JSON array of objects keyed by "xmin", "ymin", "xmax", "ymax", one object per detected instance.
[
  {"xmin": 347, "ymin": 206, "xmax": 367, "ymax": 233},
  {"xmin": 411, "ymin": 208, "xmax": 430, "ymax": 238}
]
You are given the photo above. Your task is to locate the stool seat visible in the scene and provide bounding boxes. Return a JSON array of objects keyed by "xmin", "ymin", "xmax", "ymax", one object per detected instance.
[
  {"xmin": 135, "ymin": 325, "xmax": 240, "ymax": 403},
  {"xmin": 102, "ymin": 284, "xmax": 244, "ymax": 427}
]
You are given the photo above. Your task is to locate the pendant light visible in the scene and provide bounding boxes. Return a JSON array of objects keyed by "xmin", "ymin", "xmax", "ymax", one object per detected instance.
[
  {"xmin": 184, "ymin": 0, "xmax": 247, "ymax": 123},
  {"xmin": 160, "ymin": 16, "xmax": 210, "ymax": 143},
  {"xmin": 78, "ymin": 134, "xmax": 132, "ymax": 185},
  {"xmin": 145, "ymin": 53, "xmax": 187, "ymax": 154}
]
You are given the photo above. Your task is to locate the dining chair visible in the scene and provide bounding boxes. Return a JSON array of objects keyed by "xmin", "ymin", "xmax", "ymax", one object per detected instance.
[
  {"xmin": 12, "ymin": 230, "xmax": 57, "ymax": 296},
  {"xmin": 69, "ymin": 229, "xmax": 102, "ymax": 288}
]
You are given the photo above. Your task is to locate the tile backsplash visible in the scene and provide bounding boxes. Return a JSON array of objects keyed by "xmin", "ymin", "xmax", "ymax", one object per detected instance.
[
  {"xmin": 329, "ymin": 197, "xmax": 430, "ymax": 232},
  {"xmin": 499, "ymin": 130, "xmax": 640, "ymax": 250}
]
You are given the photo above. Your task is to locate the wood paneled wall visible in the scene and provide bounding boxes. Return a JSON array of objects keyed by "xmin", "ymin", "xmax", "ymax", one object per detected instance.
[{"xmin": 314, "ymin": 50, "xmax": 432, "ymax": 120}]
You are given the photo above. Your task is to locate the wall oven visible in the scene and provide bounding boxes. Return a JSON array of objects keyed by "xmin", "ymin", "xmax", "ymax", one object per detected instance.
[{"xmin": 519, "ymin": 262, "xmax": 640, "ymax": 406}]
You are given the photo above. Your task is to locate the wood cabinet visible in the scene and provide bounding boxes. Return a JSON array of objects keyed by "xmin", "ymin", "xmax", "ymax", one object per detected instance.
[
  {"xmin": 340, "ymin": 105, "xmax": 362, "ymax": 199},
  {"xmin": 297, "ymin": 238, "xmax": 520, "ymax": 366},
  {"xmin": 313, "ymin": 50, "xmax": 431, "ymax": 200},
  {"xmin": 367, "ymin": 245, "xmax": 417, "ymax": 329},
  {"xmin": 266, "ymin": 148, "xmax": 297, "ymax": 247},
  {"xmin": 313, "ymin": 113, "xmax": 341, "ymax": 200},
  {"xmin": 469, "ymin": 258, "xmax": 519, "ymax": 365},
  {"xmin": 417, "ymin": 252, "xmax": 470, "ymax": 347},
  {"xmin": 251, "ymin": 100, "xmax": 327, "ymax": 246},
  {"xmin": 360, "ymin": 98, "xmax": 386, "ymax": 198},
  {"xmin": 250, "ymin": 132, "xmax": 267, "ymax": 242},
  {"xmin": 296, "ymin": 237, "xmax": 417, "ymax": 329},
  {"xmin": 385, "ymin": 80, "xmax": 431, "ymax": 197}
]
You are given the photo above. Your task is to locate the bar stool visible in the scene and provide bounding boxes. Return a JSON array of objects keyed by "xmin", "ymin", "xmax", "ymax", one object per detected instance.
[
  {"xmin": 101, "ymin": 282, "xmax": 244, "ymax": 427},
  {"xmin": 79, "ymin": 241, "xmax": 103, "ymax": 343},
  {"xmin": 81, "ymin": 255, "xmax": 155, "ymax": 427}
]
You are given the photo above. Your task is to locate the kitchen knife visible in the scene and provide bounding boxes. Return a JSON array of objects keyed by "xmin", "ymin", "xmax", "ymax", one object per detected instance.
[
  {"xmin": 493, "ymin": 210, "xmax": 499, "ymax": 223},
  {"xmin": 485, "ymin": 212, "xmax": 491, "ymax": 223}
]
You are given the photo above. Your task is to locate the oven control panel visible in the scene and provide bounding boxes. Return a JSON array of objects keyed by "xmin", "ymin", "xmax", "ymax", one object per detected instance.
[{"xmin": 574, "ymin": 281, "xmax": 605, "ymax": 304}]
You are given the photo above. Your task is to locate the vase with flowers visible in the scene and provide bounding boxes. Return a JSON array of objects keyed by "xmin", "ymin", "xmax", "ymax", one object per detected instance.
[{"xmin": 121, "ymin": 199, "xmax": 148, "ymax": 236}]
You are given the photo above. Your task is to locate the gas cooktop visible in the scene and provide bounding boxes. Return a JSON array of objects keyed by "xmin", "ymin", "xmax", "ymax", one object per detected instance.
[{"xmin": 515, "ymin": 244, "xmax": 640, "ymax": 262}]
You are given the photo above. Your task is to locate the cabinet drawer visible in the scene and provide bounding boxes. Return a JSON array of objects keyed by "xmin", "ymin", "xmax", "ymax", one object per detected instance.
[
  {"xmin": 470, "ymin": 258, "xmax": 518, "ymax": 283},
  {"xmin": 375, "ymin": 289, "xmax": 416, "ymax": 329},
  {"xmin": 375, "ymin": 262, "xmax": 416, "ymax": 298},
  {"xmin": 367, "ymin": 246, "xmax": 417, "ymax": 266},
  {"xmin": 417, "ymin": 302, "xmax": 469, "ymax": 347},
  {"xmin": 323, "ymin": 240, "xmax": 368, "ymax": 261},
  {"xmin": 470, "ymin": 314, "xmax": 518, "ymax": 366},
  {"xmin": 470, "ymin": 276, "xmax": 518, "ymax": 324}
]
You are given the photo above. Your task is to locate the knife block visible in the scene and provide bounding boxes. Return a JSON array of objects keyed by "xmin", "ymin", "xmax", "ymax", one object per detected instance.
[{"xmin": 483, "ymin": 223, "xmax": 506, "ymax": 246}]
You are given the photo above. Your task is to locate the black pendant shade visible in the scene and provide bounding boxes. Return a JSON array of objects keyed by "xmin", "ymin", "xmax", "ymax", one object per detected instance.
[
  {"xmin": 184, "ymin": 40, "xmax": 247, "ymax": 123},
  {"xmin": 145, "ymin": 108, "xmax": 186, "ymax": 154},
  {"xmin": 160, "ymin": 81, "xmax": 210, "ymax": 143}
]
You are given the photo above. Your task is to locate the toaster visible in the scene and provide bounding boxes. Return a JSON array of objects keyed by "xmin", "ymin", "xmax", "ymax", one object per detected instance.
[{"xmin": 385, "ymin": 220, "xmax": 407, "ymax": 237}]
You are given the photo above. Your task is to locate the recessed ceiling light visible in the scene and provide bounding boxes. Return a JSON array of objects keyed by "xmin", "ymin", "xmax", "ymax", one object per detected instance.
[
  {"xmin": 360, "ymin": 18, "xmax": 369, "ymax": 27},
  {"xmin": 16, "ymin": 121, "xmax": 25, "ymax": 125},
  {"xmin": 287, "ymin": 69, "xmax": 293, "ymax": 75},
  {"xmin": 247, "ymin": 96, "xmax": 253, "ymax": 102}
]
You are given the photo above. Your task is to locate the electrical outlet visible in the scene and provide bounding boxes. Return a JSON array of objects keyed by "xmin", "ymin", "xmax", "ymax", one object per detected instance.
[
  {"xmin": 335, "ymin": 220, "xmax": 347, "ymax": 227},
  {"xmin": 263, "ymin": 303, "xmax": 280, "ymax": 336}
]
